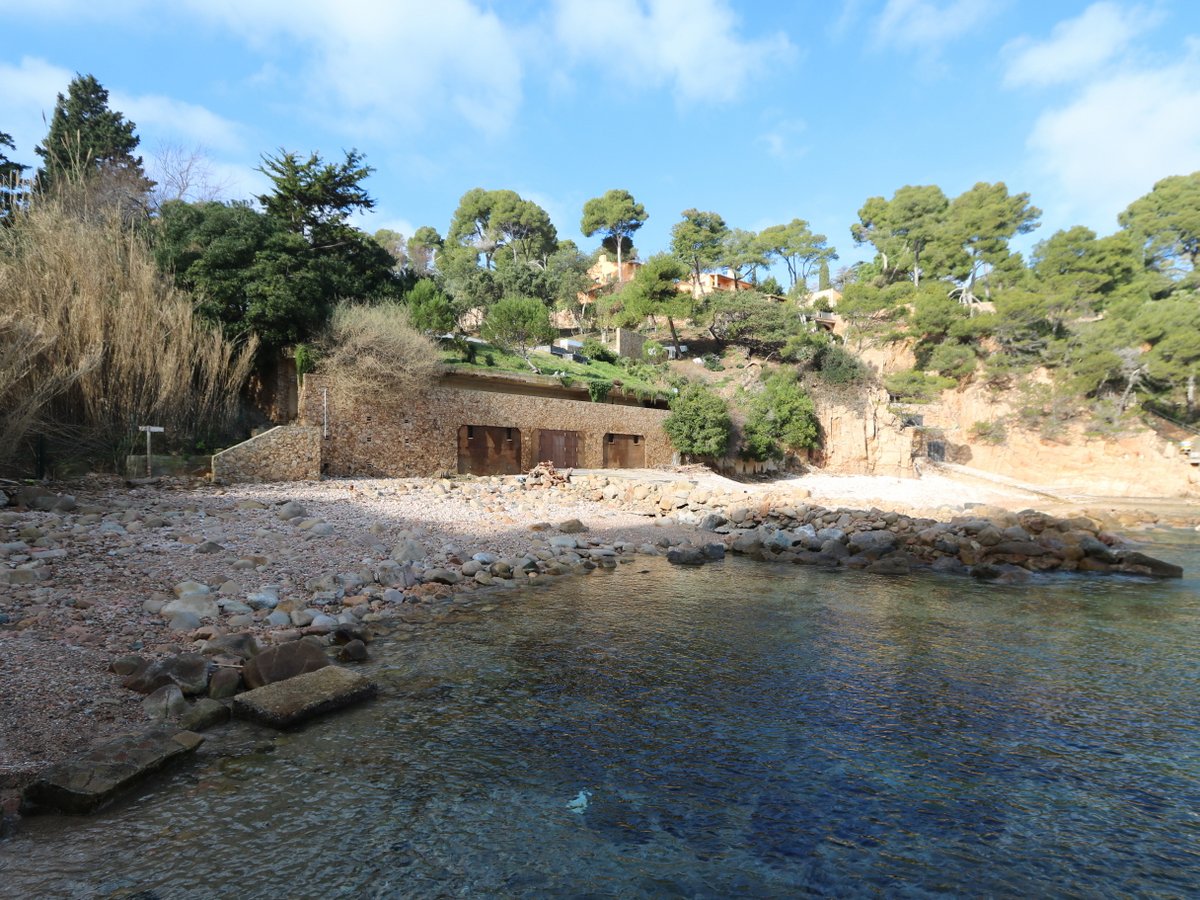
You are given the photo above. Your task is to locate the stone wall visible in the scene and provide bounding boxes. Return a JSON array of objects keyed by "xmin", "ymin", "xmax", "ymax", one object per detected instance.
[
  {"xmin": 300, "ymin": 374, "xmax": 674, "ymax": 477},
  {"xmin": 211, "ymin": 426, "xmax": 321, "ymax": 482}
]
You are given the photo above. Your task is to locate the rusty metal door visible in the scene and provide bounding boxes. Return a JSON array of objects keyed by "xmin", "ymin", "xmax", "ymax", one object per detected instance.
[
  {"xmin": 537, "ymin": 429, "xmax": 581, "ymax": 468},
  {"xmin": 603, "ymin": 433, "xmax": 645, "ymax": 468},
  {"xmin": 457, "ymin": 425, "xmax": 522, "ymax": 475}
]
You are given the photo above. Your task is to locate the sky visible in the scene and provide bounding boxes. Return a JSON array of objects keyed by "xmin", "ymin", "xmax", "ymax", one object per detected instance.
[{"xmin": 4, "ymin": 0, "xmax": 1200, "ymax": 275}]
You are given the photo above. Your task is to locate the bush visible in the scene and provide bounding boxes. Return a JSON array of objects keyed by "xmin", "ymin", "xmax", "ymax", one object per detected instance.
[
  {"xmin": 643, "ymin": 340, "xmax": 665, "ymax": 361},
  {"xmin": 883, "ymin": 369, "xmax": 956, "ymax": 403},
  {"xmin": 968, "ymin": 419, "xmax": 1008, "ymax": 445},
  {"xmin": 664, "ymin": 383, "xmax": 732, "ymax": 459},
  {"xmin": 817, "ymin": 344, "xmax": 869, "ymax": 385},
  {"xmin": 741, "ymin": 371, "xmax": 821, "ymax": 460},
  {"xmin": 320, "ymin": 302, "xmax": 441, "ymax": 401},
  {"xmin": 581, "ymin": 338, "xmax": 617, "ymax": 363},
  {"xmin": 586, "ymin": 379, "xmax": 612, "ymax": 402},
  {"xmin": 926, "ymin": 342, "xmax": 977, "ymax": 379}
]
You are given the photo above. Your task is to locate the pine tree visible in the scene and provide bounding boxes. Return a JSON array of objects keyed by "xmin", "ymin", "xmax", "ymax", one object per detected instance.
[{"xmin": 35, "ymin": 73, "xmax": 151, "ymax": 201}]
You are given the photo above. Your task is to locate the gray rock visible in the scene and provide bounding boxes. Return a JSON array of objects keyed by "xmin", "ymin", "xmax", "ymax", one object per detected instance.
[
  {"xmin": 195, "ymin": 541, "xmax": 224, "ymax": 554},
  {"xmin": 701, "ymin": 542, "xmax": 726, "ymax": 560},
  {"xmin": 162, "ymin": 593, "xmax": 220, "ymax": 621},
  {"xmin": 391, "ymin": 539, "xmax": 426, "ymax": 563},
  {"xmin": 666, "ymin": 547, "xmax": 707, "ymax": 566},
  {"xmin": 698, "ymin": 513, "xmax": 727, "ymax": 531},
  {"xmin": 421, "ymin": 567, "xmax": 461, "ymax": 585},
  {"xmin": 178, "ymin": 698, "xmax": 230, "ymax": 731},
  {"xmin": 201, "ymin": 632, "xmax": 260, "ymax": 660},
  {"xmin": 866, "ymin": 556, "xmax": 912, "ymax": 576},
  {"xmin": 847, "ymin": 530, "xmax": 898, "ymax": 555},
  {"xmin": 308, "ymin": 615, "xmax": 338, "ymax": 633},
  {"xmin": 557, "ymin": 519, "xmax": 588, "ymax": 534},
  {"xmin": 242, "ymin": 639, "xmax": 330, "ymax": 690},
  {"xmin": 265, "ymin": 610, "xmax": 291, "ymax": 627},
  {"xmin": 548, "ymin": 535, "xmax": 578, "ymax": 549},
  {"xmin": 1117, "ymin": 551, "xmax": 1183, "ymax": 579},
  {"xmin": 208, "ymin": 667, "xmax": 242, "ymax": 700},
  {"xmin": 338, "ymin": 639, "xmax": 369, "ymax": 662},
  {"xmin": 276, "ymin": 501, "xmax": 308, "ymax": 521},
  {"xmin": 124, "ymin": 653, "xmax": 212, "ymax": 696},
  {"xmin": 109, "ymin": 654, "xmax": 144, "ymax": 676},
  {"xmin": 143, "ymin": 684, "xmax": 189, "ymax": 722},
  {"xmin": 233, "ymin": 666, "xmax": 376, "ymax": 729},
  {"xmin": 374, "ymin": 560, "xmax": 417, "ymax": 588},
  {"xmin": 22, "ymin": 728, "xmax": 204, "ymax": 814},
  {"xmin": 308, "ymin": 522, "xmax": 335, "ymax": 537},
  {"xmin": 166, "ymin": 612, "xmax": 203, "ymax": 633}
]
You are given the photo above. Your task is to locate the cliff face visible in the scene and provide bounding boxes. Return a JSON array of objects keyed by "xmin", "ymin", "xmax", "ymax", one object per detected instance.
[{"xmin": 811, "ymin": 374, "xmax": 1200, "ymax": 498}]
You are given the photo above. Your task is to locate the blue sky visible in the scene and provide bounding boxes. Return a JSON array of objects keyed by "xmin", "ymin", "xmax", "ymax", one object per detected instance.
[{"xmin": 4, "ymin": 1, "xmax": 1200, "ymax": 275}]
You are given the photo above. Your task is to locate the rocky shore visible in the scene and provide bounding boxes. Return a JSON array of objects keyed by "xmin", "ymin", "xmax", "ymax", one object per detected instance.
[{"xmin": 0, "ymin": 470, "xmax": 1190, "ymax": 829}]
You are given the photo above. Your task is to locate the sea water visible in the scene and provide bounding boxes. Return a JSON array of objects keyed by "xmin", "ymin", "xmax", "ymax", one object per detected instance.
[{"xmin": 2, "ymin": 533, "xmax": 1198, "ymax": 898}]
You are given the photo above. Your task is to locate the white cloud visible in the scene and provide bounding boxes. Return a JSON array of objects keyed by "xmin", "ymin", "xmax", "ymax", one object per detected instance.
[
  {"xmin": 182, "ymin": 0, "xmax": 524, "ymax": 136},
  {"xmin": 1003, "ymin": 2, "xmax": 1160, "ymax": 88},
  {"xmin": 0, "ymin": 57, "xmax": 74, "ymax": 158},
  {"xmin": 872, "ymin": 0, "xmax": 995, "ymax": 51},
  {"xmin": 113, "ymin": 93, "xmax": 244, "ymax": 152},
  {"xmin": 1027, "ymin": 48, "xmax": 1200, "ymax": 229},
  {"xmin": 756, "ymin": 117, "xmax": 808, "ymax": 160},
  {"xmin": 551, "ymin": 0, "xmax": 792, "ymax": 104}
]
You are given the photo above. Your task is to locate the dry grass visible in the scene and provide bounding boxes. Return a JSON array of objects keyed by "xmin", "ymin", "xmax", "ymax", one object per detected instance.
[
  {"xmin": 319, "ymin": 301, "xmax": 442, "ymax": 405},
  {"xmin": 0, "ymin": 196, "xmax": 256, "ymax": 472}
]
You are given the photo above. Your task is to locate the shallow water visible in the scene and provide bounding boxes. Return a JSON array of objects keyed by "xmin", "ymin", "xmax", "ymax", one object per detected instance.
[{"xmin": 3, "ymin": 535, "xmax": 1199, "ymax": 898}]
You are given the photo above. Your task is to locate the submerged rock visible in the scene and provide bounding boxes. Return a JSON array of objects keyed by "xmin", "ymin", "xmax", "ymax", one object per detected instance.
[{"xmin": 242, "ymin": 639, "xmax": 330, "ymax": 689}]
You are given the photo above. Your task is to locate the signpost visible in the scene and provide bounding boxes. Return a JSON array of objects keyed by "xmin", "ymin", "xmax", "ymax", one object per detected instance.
[{"xmin": 138, "ymin": 425, "xmax": 164, "ymax": 476}]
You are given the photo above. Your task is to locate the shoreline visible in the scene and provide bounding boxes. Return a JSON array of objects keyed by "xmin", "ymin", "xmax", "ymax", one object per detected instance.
[{"xmin": 1, "ymin": 469, "xmax": 1194, "ymax": 826}]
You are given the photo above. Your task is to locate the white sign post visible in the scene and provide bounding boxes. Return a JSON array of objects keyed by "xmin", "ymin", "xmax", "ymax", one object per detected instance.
[{"xmin": 138, "ymin": 425, "xmax": 164, "ymax": 476}]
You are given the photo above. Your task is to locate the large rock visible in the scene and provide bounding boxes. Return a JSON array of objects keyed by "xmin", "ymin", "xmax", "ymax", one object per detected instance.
[
  {"xmin": 847, "ymin": 530, "xmax": 898, "ymax": 555},
  {"xmin": 123, "ymin": 654, "xmax": 212, "ymax": 696},
  {"xmin": 232, "ymin": 666, "xmax": 376, "ymax": 729},
  {"xmin": 241, "ymin": 639, "xmax": 330, "ymax": 689},
  {"xmin": 276, "ymin": 501, "xmax": 308, "ymax": 520},
  {"xmin": 666, "ymin": 547, "xmax": 707, "ymax": 566},
  {"xmin": 1117, "ymin": 551, "xmax": 1183, "ymax": 579},
  {"xmin": 161, "ymin": 593, "xmax": 220, "ymax": 621},
  {"xmin": 22, "ymin": 728, "xmax": 204, "ymax": 814}
]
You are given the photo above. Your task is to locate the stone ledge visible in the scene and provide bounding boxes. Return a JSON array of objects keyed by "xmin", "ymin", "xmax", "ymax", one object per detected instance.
[
  {"xmin": 232, "ymin": 666, "xmax": 376, "ymax": 728},
  {"xmin": 22, "ymin": 728, "xmax": 204, "ymax": 815}
]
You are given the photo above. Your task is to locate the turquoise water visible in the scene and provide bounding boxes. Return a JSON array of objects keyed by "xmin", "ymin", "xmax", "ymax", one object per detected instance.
[{"xmin": 2, "ymin": 533, "xmax": 1199, "ymax": 898}]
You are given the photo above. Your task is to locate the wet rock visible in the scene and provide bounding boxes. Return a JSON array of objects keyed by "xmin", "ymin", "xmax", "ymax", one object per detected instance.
[
  {"xmin": 1116, "ymin": 551, "xmax": 1183, "ymax": 579},
  {"xmin": 144, "ymin": 684, "xmax": 189, "ymax": 722},
  {"xmin": 241, "ymin": 639, "xmax": 330, "ymax": 689},
  {"xmin": 847, "ymin": 530, "xmax": 898, "ymax": 555},
  {"xmin": 203, "ymin": 668, "xmax": 240, "ymax": 700},
  {"xmin": 123, "ymin": 654, "xmax": 212, "ymax": 696},
  {"xmin": 866, "ymin": 556, "xmax": 912, "ymax": 576},
  {"xmin": 23, "ymin": 728, "xmax": 204, "ymax": 814},
  {"xmin": 178, "ymin": 698, "xmax": 230, "ymax": 731},
  {"xmin": 666, "ymin": 547, "xmax": 706, "ymax": 566},
  {"xmin": 701, "ymin": 542, "xmax": 726, "ymax": 560},
  {"xmin": 233, "ymin": 666, "xmax": 376, "ymax": 729},
  {"xmin": 339, "ymin": 639, "xmax": 368, "ymax": 662},
  {"xmin": 332, "ymin": 622, "xmax": 369, "ymax": 645}
]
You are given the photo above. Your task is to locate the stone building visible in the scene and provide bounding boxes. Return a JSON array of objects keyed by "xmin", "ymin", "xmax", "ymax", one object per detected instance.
[{"xmin": 213, "ymin": 369, "xmax": 674, "ymax": 481}]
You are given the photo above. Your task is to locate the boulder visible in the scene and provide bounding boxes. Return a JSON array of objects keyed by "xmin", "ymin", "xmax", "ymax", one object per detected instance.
[
  {"xmin": 123, "ymin": 654, "xmax": 212, "ymax": 696},
  {"xmin": 557, "ymin": 519, "xmax": 588, "ymax": 534},
  {"xmin": 162, "ymin": 593, "xmax": 220, "ymax": 621},
  {"xmin": 208, "ymin": 667, "xmax": 242, "ymax": 699},
  {"xmin": 179, "ymin": 698, "xmax": 230, "ymax": 731},
  {"xmin": 339, "ymin": 639, "xmax": 369, "ymax": 662},
  {"xmin": 866, "ymin": 556, "xmax": 912, "ymax": 576},
  {"xmin": 1116, "ymin": 551, "xmax": 1183, "ymax": 579},
  {"xmin": 666, "ymin": 547, "xmax": 707, "ymax": 566},
  {"xmin": 232, "ymin": 666, "xmax": 376, "ymax": 729},
  {"xmin": 22, "ymin": 728, "xmax": 204, "ymax": 814},
  {"xmin": 200, "ymin": 632, "xmax": 260, "ymax": 660},
  {"xmin": 143, "ymin": 684, "xmax": 190, "ymax": 722},
  {"xmin": 241, "ymin": 639, "xmax": 330, "ymax": 689},
  {"xmin": 847, "ymin": 530, "xmax": 898, "ymax": 555},
  {"xmin": 391, "ymin": 539, "xmax": 425, "ymax": 563},
  {"xmin": 276, "ymin": 501, "xmax": 308, "ymax": 520}
]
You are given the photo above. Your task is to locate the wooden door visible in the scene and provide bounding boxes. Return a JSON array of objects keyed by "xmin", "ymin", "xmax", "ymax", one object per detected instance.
[
  {"xmin": 537, "ymin": 429, "xmax": 581, "ymax": 468},
  {"xmin": 457, "ymin": 425, "xmax": 522, "ymax": 475},
  {"xmin": 603, "ymin": 433, "xmax": 645, "ymax": 468}
]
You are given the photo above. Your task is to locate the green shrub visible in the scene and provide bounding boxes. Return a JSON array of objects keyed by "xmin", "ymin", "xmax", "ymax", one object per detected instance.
[
  {"xmin": 582, "ymin": 338, "xmax": 617, "ymax": 363},
  {"xmin": 968, "ymin": 419, "xmax": 1007, "ymax": 445},
  {"xmin": 703, "ymin": 354, "xmax": 725, "ymax": 372},
  {"xmin": 817, "ymin": 344, "xmax": 869, "ymax": 385},
  {"xmin": 740, "ymin": 371, "xmax": 821, "ymax": 460},
  {"xmin": 926, "ymin": 342, "xmax": 977, "ymax": 379},
  {"xmin": 586, "ymin": 379, "xmax": 612, "ymax": 402},
  {"xmin": 884, "ymin": 369, "xmax": 956, "ymax": 403},
  {"xmin": 664, "ymin": 383, "xmax": 732, "ymax": 459}
]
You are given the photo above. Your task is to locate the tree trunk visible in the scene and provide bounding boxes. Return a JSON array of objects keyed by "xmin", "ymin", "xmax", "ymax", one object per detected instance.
[
  {"xmin": 667, "ymin": 316, "xmax": 682, "ymax": 357},
  {"xmin": 1188, "ymin": 372, "xmax": 1195, "ymax": 415},
  {"xmin": 616, "ymin": 234, "xmax": 624, "ymax": 283}
]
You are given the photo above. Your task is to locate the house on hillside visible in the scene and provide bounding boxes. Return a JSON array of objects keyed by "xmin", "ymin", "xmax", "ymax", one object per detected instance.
[{"xmin": 677, "ymin": 271, "xmax": 756, "ymax": 295}]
